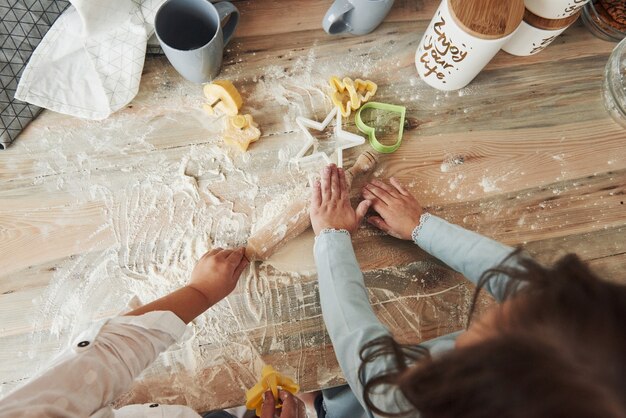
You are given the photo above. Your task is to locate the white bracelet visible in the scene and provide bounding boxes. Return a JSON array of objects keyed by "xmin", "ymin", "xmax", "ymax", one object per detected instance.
[
  {"xmin": 318, "ymin": 228, "xmax": 351, "ymax": 237},
  {"xmin": 411, "ymin": 212, "xmax": 431, "ymax": 243}
]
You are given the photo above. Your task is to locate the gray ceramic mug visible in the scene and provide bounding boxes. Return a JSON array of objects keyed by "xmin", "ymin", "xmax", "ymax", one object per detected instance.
[
  {"xmin": 323, "ymin": 0, "xmax": 394, "ymax": 36},
  {"xmin": 154, "ymin": 0, "xmax": 239, "ymax": 83}
]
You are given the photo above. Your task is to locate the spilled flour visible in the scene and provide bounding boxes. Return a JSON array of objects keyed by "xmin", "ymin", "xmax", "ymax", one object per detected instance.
[{"xmin": 3, "ymin": 42, "xmax": 475, "ymax": 411}]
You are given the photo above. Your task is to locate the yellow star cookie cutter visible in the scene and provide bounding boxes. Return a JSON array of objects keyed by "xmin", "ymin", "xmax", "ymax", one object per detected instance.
[
  {"xmin": 223, "ymin": 114, "xmax": 261, "ymax": 151},
  {"xmin": 329, "ymin": 76, "xmax": 377, "ymax": 117},
  {"xmin": 203, "ymin": 79, "xmax": 243, "ymax": 116},
  {"xmin": 245, "ymin": 365, "xmax": 299, "ymax": 416}
]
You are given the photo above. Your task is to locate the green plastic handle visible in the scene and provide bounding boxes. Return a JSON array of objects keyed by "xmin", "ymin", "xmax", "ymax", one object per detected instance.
[{"xmin": 355, "ymin": 102, "xmax": 406, "ymax": 154}]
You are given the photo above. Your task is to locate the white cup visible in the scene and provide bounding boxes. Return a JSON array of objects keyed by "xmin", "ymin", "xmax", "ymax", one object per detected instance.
[
  {"xmin": 524, "ymin": 0, "xmax": 589, "ymax": 19},
  {"xmin": 415, "ymin": 0, "xmax": 518, "ymax": 91}
]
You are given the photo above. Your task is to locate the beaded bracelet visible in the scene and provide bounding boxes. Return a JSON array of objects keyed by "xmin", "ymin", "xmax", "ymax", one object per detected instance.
[
  {"xmin": 411, "ymin": 212, "xmax": 432, "ymax": 243},
  {"xmin": 318, "ymin": 228, "xmax": 351, "ymax": 237}
]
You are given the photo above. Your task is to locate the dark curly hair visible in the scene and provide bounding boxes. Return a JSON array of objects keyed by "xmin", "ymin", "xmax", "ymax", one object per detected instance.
[{"xmin": 358, "ymin": 253, "xmax": 626, "ymax": 417}]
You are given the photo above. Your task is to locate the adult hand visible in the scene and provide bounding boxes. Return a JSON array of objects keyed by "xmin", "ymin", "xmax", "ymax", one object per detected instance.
[
  {"xmin": 188, "ymin": 247, "xmax": 248, "ymax": 306},
  {"xmin": 260, "ymin": 390, "xmax": 306, "ymax": 418},
  {"xmin": 362, "ymin": 177, "xmax": 424, "ymax": 240},
  {"xmin": 310, "ymin": 163, "xmax": 370, "ymax": 235}
]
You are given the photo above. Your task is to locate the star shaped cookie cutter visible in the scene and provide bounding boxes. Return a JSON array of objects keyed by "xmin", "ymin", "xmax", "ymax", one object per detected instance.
[{"xmin": 292, "ymin": 107, "xmax": 365, "ymax": 168}]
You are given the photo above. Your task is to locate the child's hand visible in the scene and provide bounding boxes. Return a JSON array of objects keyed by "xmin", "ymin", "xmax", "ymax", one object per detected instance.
[
  {"xmin": 362, "ymin": 178, "xmax": 424, "ymax": 240},
  {"xmin": 260, "ymin": 390, "xmax": 306, "ymax": 418},
  {"xmin": 188, "ymin": 247, "xmax": 248, "ymax": 306},
  {"xmin": 310, "ymin": 164, "xmax": 371, "ymax": 235}
]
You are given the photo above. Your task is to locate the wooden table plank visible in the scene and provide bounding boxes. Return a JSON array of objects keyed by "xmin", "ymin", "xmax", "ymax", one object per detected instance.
[{"xmin": 0, "ymin": 201, "xmax": 115, "ymax": 277}]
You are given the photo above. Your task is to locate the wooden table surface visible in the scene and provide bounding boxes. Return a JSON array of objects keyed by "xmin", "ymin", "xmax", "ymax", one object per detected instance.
[{"xmin": 1, "ymin": 0, "xmax": 625, "ymax": 412}]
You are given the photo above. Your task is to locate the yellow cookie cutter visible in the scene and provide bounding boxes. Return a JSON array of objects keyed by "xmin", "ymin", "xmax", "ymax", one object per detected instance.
[
  {"xmin": 245, "ymin": 365, "xmax": 300, "ymax": 416},
  {"xmin": 353, "ymin": 78, "xmax": 377, "ymax": 104},
  {"xmin": 203, "ymin": 79, "xmax": 243, "ymax": 116},
  {"xmin": 223, "ymin": 114, "xmax": 261, "ymax": 151},
  {"xmin": 329, "ymin": 76, "xmax": 377, "ymax": 117}
]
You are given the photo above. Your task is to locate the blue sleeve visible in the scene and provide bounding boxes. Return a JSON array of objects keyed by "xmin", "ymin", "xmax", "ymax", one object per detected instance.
[
  {"xmin": 414, "ymin": 214, "xmax": 519, "ymax": 302},
  {"xmin": 314, "ymin": 231, "xmax": 413, "ymax": 417}
]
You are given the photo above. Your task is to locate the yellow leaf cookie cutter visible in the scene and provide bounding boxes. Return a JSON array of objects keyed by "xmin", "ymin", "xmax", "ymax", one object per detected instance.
[
  {"xmin": 245, "ymin": 365, "xmax": 300, "ymax": 416},
  {"xmin": 203, "ymin": 79, "xmax": 243, "ymax": 116},
  {"xmin": 329, "ymin": 76, "xmax": 377, "ymax": 117}
]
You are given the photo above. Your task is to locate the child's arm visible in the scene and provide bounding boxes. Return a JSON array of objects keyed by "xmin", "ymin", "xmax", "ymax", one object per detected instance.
[
  {"xmin": 363, "ymin": 178, "xmax": 519, "ymax": 302},
  {"xmin": 0, "ymin": 248, "xmax": 248, "ymax": 418},
  {"xmin": 126, "ymin": 247, "xmax": 248, "ymax": 323},
  {"xmin": 412, "ymin": 214, "xmax": 516, "ymax": 301},
  {"xmin": 311, "ymin": 165, "xmax": 413, "ymax": 415},
  {"xmin": 315, "ymin": 231, "xmax": 413, "ymax": 416},
  {"xmin": 0, "ymin": 313, "xmax": 193, "ymax": 418}
]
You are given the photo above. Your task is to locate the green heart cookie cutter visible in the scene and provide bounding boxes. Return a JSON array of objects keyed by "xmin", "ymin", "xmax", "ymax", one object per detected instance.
[{"xmin": 355, "ymin": 102, "xmax": 406, "ymax": 154}]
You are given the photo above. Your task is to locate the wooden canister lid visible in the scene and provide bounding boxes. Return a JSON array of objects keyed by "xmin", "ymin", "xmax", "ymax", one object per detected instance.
[
  {"xmin": 449, "ymin": 0, "xmax": 525, "ymax": 39},
  {"xmin": 524, "ymin": 8, "xmax": 581, "ymax": 30}
]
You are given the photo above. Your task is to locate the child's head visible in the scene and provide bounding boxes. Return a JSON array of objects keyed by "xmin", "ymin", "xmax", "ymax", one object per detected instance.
[{"xmin": 360, "ymin": 253, "xmax": 626, "ymax": 418}]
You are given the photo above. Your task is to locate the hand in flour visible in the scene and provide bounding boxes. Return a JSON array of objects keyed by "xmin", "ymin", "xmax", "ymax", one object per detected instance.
[
  {"xmin": 362, "ymin": 178, "xmax": 424, "ymax": 240},
  {"xmin": 310, "ymin": 164, "xmax": 371, "ymax": 235},
  {"xmin": 260, "ymin": 390, "xmax": 306, "ymax": 418},
  {"xmin": 188, "ymin": 247, "xmax": 248, "ymax": 306}
]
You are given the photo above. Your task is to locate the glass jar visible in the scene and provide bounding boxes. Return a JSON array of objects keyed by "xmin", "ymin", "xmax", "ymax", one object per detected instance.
[
  {"xmin": 581, "ymin": 0, "xmax": 626, "ymax": 41},
  {"xmin": 603, "ymin": 37, "xmax": 626, "ymax": 129}
]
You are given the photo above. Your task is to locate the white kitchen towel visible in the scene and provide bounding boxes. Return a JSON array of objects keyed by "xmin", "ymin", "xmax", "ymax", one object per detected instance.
[{"xmin": 15, "ymin": 0, "xmax": 166, "ymax": 120}]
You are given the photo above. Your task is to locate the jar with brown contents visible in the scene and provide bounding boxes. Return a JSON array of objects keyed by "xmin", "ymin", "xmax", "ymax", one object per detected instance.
[{"xmin": 582, "ymin": 0, "xmax": 626, "ymax": 41}]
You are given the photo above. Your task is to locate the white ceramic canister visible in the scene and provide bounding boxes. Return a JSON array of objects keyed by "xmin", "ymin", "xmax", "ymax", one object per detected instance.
[
  {"xmin": 415, "ymin": 0, "xmax": 524, "ymax": 91},
  {"xmin": 525, "ymin": 0, "xmax": 590, "ymax": 19},
  {"xmin": 503, "ymin": 9, "xmax": 581, "ymax": 56}
]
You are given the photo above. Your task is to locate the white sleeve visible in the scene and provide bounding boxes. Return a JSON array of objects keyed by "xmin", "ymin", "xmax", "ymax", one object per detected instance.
[{"xmin": 0, "ymin": 311, "xmax": 188, "ymax": 418}]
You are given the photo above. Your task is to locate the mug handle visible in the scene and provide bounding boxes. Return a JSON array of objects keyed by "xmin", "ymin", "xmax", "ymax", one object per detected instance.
[
  {"xmin": 322, "ymin": 0, "xmax": 354, "ymax": 35},
  {"xmin": 213, "ymin": 1, "xmax": 240, "ymax": 46}
]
